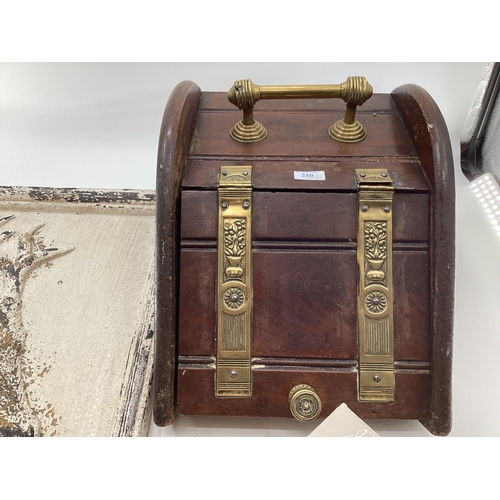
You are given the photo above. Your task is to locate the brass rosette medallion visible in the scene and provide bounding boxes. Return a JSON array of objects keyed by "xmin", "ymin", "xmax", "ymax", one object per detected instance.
[
  {"xmin": 356, "ymin": 169, "xmax": 395, "ymax": 402},
  {"xmin": 223, "ymin": 287, "xmax": 246, "ymax": 310},
  {"xmin": 216, "ymin": 166, "xmax": 253, "ymax": 397}
]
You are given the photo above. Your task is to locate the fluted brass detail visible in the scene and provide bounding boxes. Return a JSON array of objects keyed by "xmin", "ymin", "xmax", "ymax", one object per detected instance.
[
  {"xmin": 216, "ymin": 166, "xmax": 253, "ymax": 397},
  {"xmin": 340, "ymin": 76, "xmax": 373, "ymax": 106},
  {"xmin": 328, "ymin": 115, "xmax": 367, "ymax": 143},
  {"xmin": 356, "ymin": 169, "xmax": 395, "ymax": 403},
  {"xmin": 228, "ymin": 79, "xmax": 262, "ymax": 109},
  {"xmin": 229, "ymin": 116, "xmax": 268, "ymax": 143},
  {"xmin": 228, "ymin": 76, "xmax": 373, "ymax": 143},
  {"xmin": 329, "ymin": 77, "xmax": 373, "ymax": 142}
]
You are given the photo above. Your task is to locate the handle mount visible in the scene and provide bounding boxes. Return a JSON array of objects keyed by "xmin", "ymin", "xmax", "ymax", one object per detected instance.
[{"xmin": 227, "ymin": 76, "xmax": 373, "ymax": 143}]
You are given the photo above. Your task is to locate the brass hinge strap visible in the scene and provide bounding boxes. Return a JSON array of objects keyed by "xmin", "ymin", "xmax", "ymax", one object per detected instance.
[
  {"xmin": 216, "ymin": 166, "xmax": 253, "ymax": 397},
  {"xmin": 356, "ymin": 169, "xmax": 395, "ymax": 402}
]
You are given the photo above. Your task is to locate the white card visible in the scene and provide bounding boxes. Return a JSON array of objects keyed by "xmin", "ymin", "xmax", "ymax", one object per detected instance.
[
  {"xmin": 308, "ymin": 403, "xmax": 379, "ymax": 437},
  {"xmin": 294, "ymin": 171, "xmax": 326, "ymax": 181}
]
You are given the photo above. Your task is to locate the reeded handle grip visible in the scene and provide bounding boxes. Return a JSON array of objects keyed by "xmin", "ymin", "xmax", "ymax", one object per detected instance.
[{"xmin": 227, "ymin": 77, "xmax": 373, "ymax": 143}]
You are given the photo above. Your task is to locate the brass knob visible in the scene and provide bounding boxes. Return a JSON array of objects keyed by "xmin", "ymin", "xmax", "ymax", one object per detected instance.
[{"xmin": 289, "ymin": 384, "xmax": 322, "ymax": 422}]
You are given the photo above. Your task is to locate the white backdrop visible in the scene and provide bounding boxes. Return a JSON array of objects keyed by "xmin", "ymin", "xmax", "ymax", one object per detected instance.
[{"xmin": 1, "ymin": 62, "xmax": 497, "ymax": 437}]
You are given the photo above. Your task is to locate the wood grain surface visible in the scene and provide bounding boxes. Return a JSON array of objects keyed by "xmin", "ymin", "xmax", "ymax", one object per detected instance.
[
  {"xmin": 176, "ymin": 367, "xmax": 430, "ymax": 420},
  {"xmin": 154, "ymin": 81, "xmax": 202, "ymax": 426},
  {"xmin": 392, "ymin": 84, "xmax": 455, "ymax": 436},
  {"xmin": 181, "ymin": 191, "xmax": 429, "ymax": 242},
  {"xmin": 178, "ymin": 249, "xmax": 430, "ymax": 361},
  {"xmin": 183, "ymin": 160, "xmax": 430, "ymax": 191}
]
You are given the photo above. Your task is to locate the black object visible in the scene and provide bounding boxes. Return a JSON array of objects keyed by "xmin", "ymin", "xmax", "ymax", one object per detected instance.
[{"xmin": 461, "ymin": 62, "xmax": 500, "ymax": 182}]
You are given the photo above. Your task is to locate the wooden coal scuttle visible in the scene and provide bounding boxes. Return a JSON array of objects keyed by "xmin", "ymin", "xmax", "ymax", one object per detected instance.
[{"xmin": 154, "ymin": 76, "xmax": 455, "ymax": 436}]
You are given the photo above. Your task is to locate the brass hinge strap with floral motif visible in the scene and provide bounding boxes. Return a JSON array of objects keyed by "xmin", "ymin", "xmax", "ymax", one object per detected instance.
[
  {"xmin": 356, "ymin": 169, "xmax": 395, "ymax": 402},
  {"xmin": 216, "ymin": 166, "xmax": 253, "ymax": 397}
]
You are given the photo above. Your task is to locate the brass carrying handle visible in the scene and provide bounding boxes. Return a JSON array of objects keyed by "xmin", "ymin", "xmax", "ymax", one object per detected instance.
[{"xmin": 227, "ymin": 77, "xmax": 373, "ymax": 144}]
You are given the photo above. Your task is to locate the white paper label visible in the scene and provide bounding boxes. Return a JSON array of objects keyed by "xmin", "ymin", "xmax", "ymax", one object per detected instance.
[
  {"xmin": 294, "ymin": 171, "xmax": 326, "ymax": 181},
  {"xmin": 308, "ymin": 403, "xmax": 380, "ymax": 437}
]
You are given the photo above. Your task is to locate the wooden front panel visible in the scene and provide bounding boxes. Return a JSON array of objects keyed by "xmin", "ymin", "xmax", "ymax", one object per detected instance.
[
  {"xmin": 189, "ymin": 91, "xmax": 417, "ymax": 161},
  {"xmin": 178, "ymin": 249, "xmax": 430, "ymax": 361},
  {"xmin": 175, "ymin": 90, "xmax": 436, "ymax": 424},
  {"xmin": 253, "ymin": 250, "xmax": 358, "ymax": 359},
  {"xmin": 181, "ymin": 191, "xmax": 429, "ymax": 243},
  {"xmin": 183, "ymin": 160, "xmax": 430, "ymax": 192},
  {"xmin": 190, "ymin": 112, "xmax": 416, "ymax": 159},
  {"xmin": 176, "ymin": 366, "xmax": 430, "ymax": 420}
]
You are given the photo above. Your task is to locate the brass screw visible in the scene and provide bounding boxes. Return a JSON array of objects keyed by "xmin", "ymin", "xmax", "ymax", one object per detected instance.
[
  {"xmin": 383, "ymin": 205, "xmax": 391, "ymax": 213},
  {"xmin": 373, "ymin": 374, "xmax": 381, "ymax": 383},
  {"xmin": 361, "ymin": 205, "xmax": 370, "ymax": 212},
  {"xmin": 221, "ymin": 201, "xmax": 229, "ymax": 210},
  {"xmin": 242, "ymin": 201, "xmax": 250, "ymax": 210},
  {"xmin": 222, "ymin": 170, "xmax": 228, "ymax": 176},
  {"xmin": 360, "ymin": 173, "xmax": 366, "ymax": 177},
  {"xmin": 230, "ymin": 370, "xmax": 238, "ymax": 378}
]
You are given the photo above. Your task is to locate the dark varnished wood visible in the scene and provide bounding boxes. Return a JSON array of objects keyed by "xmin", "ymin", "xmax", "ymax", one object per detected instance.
[
  {"xmin": 190, "ymin": 111, "xmax": 417, "ymax": 158},
  {"xmin": 183, "ymin": 160, "xmax": 430, "ymax": 192},
  {"xmin": 177, "ymin": 249, "xmax": 216, "ymax": 357},
  {"xmin": 392, "ymin": 85, "xmax": 455, "ymax": 436},
  {"xmin": 252, "ymin": 250, "xmax": 358, "ymax": 359},
  {"xmin": 181, "ymin": 191, "xmax": 429, "ymax": 243},
  {"xmin": 176, "ymin": 367, "xmax": 430, "ymax": 420},
  {"xmin": 154, "ymin": 81, "xmax": 202, "ymax": 426},
  {"xmin": 178, "ymin": 356, "xmax": 429, "ymax": 370},
  {"xmin": 178, "ymin": 249, "xmax": 430, "ymax": 361}
]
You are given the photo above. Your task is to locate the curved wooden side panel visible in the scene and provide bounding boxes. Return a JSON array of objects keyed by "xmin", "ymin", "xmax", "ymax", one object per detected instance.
[
  {"xmin": 154, "ymin": 81, "xmax": 202, "ymax": 426},
  {"xmin": 391, "ymin": 84, "xmax": 455, "ymax": 436}
]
